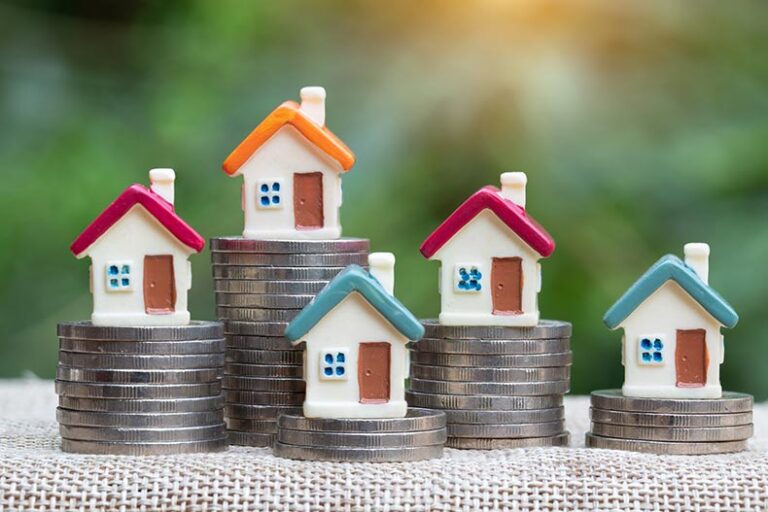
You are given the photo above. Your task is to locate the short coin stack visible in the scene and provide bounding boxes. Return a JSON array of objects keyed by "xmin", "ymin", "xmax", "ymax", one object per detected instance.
[
  {"xmin": 210, "ymin": 237, "xmax": 370, "ymax": 447},
  {"xmin": 406, "ymin": 320, "xmax": 572, "ymax": 449},
  {"xmin": 56, "ymin": 321, "xmax": 227, "ymax": 455},
  {"xmin": 273, "ymin": 409, "xmax": 447, "ymax": 462},
  {"xmin": 586, "ymin": 389, "xmax": 753, "ymax": 455}
]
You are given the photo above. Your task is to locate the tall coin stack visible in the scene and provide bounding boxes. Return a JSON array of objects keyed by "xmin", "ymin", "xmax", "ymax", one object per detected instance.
[
  {"xmin": 407, "ymin": 320, "xmax": 572, "ymax": 449},
  {"xmin": 586, "ymin": 390, "xmax": 754, "ymax": 455},
  {"xmin": 210, "ymin": 237, "xmax": 370, "ymax": 446},
  {"xmin": 56, "ymin": 321, "xmax": 227, "ymax": 455}
]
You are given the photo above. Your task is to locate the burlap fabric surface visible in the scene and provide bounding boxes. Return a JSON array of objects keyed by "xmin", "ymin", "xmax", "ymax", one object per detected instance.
[{"xmin": 0, "ymin": 379, "xmax": 766, "ymax": 511}]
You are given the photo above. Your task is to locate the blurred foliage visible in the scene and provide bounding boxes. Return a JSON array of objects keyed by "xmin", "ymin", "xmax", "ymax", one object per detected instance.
[{"xmin": 0, "ymin": 0, "xmax": 766, "ymax": 397}]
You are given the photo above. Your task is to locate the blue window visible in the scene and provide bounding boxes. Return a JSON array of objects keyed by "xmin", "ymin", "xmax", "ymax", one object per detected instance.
[
  {"xmin": 105, "ymin": 261, "xmax": 132, "ymax": 291},
  {"xmin": 639, "ymin": 336, "xmax": 664, "ymax": 365},
  {"xmin": 257, "ymin": 179, "xmax": 283, "ymax": 209},
  {"xmin": 320, "ymin": 349, "xmax": 348, "ymax": 380},
  {"xmin": 455, "ymin": 264, "xmax": 483, "ymax": 293}
]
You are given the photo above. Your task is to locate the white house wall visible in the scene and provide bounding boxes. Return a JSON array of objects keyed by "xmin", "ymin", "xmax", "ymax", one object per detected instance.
[
  {"xmin": 619, "ymin": 281, "xmax": 724, "ymax": 398},
  {"xmin": 432, "ymin": 210, "xmax": 541, "ymax": 326},
  {"xmin": 82, "ymin": 205, "xmax": 194, "ymax": 326},
  {"xmin": 300, "ymin": 292, "xmax": 409, "ymax": 419},
  {"xmin": 237, "ymin": 125, "xmax": 343, "ymax": 239}
]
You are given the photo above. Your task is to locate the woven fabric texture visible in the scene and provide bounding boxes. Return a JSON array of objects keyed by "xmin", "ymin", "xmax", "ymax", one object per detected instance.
[{"xmin": 0, "ymin": 379, "xmax": 766, "ymax": 512}]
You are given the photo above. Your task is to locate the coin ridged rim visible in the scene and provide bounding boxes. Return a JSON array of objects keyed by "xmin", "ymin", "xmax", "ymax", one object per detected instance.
[
  {"xmin": 410, "ymin": 364, "xmax": 570, "ymax": 383},
  {"xmin": 218, "ymin": 308, "xmax": 301, "ymax": 322},
  {"xmin": 55, "ymin": 380, "xmax": 222, "ymax": 399},
  {"xmin": 590, "ymin": 408, "xmax": 754, "ymax": 428},
  {"xmin": 412, "ymin": 338, "xmax": 570, "ymax": 355},
  {"xmin": 585, "ymin": 433, "xmax": 748, "ymax": 455},
  {"xmin": 590, "ymin": 389, "xmax": 754, "ymax": 414},
  {"xmin": 224, "ymin": 390, "xmax": 305, "ymax": 405},
  {"xmin": 225, "ymin": 418, "xmax": 277, "ymax": 433},
  {"xmin": 277, "ymin": 428, "xmax": 447, "ymax": 448},
  {"xmin": 223, "ymin": 376, "xmax": 305, "ymax": 392},
  {"xmin": 216, "ymin": 297, "xmax": 313, "ymax": 310},
  {"xmin": 56, "ymin": 366, "xmax": 222, "ymax": 385},
  {"xmin": 406, "ymin": 391, "xmax": 563, "ymax": 410},
  {"xmin": 225, "ymin": 404, "xmax": 303, "ymax": 420},
  {"xmin": 226, "ymin": 349, "xmax": 303, "ymax": 365},
  {"xmin": 224, "ymin": 322, "xmax": 289, "ymax": 336},
  {"xmin": 411, "ymin": 351, "xmax": 573, "ymax": 368},
  {"xmin": 59, "ymin": 395, "xmax": 224, "ymax": 413},
  {"xmin": 225, "ymin": 336, "xmax": 296, "ymax": 351},
  {"xmin": 444, "ymin": 407, "xmax": 564, "ymax": 424},
  {"xmin": 214, "ymin": 280, "xmax": 328, "ymax": 294},
  {"xmin": 58, "ymin": 321, "xmax": 223, "ymax": 341},
  {"xmin": 409, "ymin": 378, "xmax": 570, "ymax": 396},
  {"xmin": 59, "ymin": 338, "xmax": 226, "ymax": 355},
  {"xmin": 278, "ymin": 409, "xmax": 446, "ymax": 433},
  {"xmin": 420, "ymin": 319, "xmax": 572, "ymax": 340},
  {"xmin": 446, "ymin": 432, "xmax": 571, "ymax": 450},
  {"xmin": 60, "ymin": 437, "xmax": 229, "ymax": 455},
  {"xmin": 273, "ymin": 442, "xmax": 443, "ymax": 462},
  {"xmin": 212, "ymin": 266, "xmax": 350, "ymax": 281},
  {"xmin": 211, "ymin": 252, "xmax": 369, "ymax": 266},
  {"xmin": 57, "ymin": 408, "xmax": 224, "ymax": 428},
  {"xmin": 60, "ymin": 423, "xmax": 227, "ymax": 442},
  {"xmin": 227, "ymin": 430, "xmax": 274, "ymax": 447},
  {"xmin": 448, "ymin": 420, "xmax": 565, "ymax": 438},
  {"xmin": 58, "ymin": 352, "xmax": 225, "ymax": 370},
  {"xmin": 210, "ymin": 237, "xmax": 370, "ymax": 253},
  {"xmin": 225, "ymin": 363, "xmax": 303, "ymax": 378},
  {"xmin": 590, "ymin": 422, "xmax": 754, "ymax": 442}
]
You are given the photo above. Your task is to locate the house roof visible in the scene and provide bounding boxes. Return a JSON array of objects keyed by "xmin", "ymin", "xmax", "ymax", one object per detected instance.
[
  {"xmin": 284, "ymin": 265, "xmax": 425, "ymax": 343},
  {"xmin": 603, "ymin": 254, "xmax": 739, "ymax": 329},
  {"xmin": 222, "ymin": 101, "xmax": 355, "ymax": 175},
  {"xmin": 420, "ymin": 186, "xmax": 555, "ymax": 259},
  {"xmin": 70, "ymin": 184, "xmax": 206, "ymax": 257}
]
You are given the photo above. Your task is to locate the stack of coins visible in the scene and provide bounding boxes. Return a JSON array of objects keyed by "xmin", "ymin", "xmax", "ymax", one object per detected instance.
[
  {"xmin": 56, "ymin": 321, "xmax": 227, "ymax": 455},
  {"xmin": 210, "ymin": 237, "xmax": 370, "ymax": 447},
  {"xmin": 273, "ymin": 409, "xmax": 447, "ymax": 462},
  {"xmin": 406, "ymin": 320, "xmax": 572, "ymax": 449},
  {"xmin": 586, "ymin": 389, "xmax": 754, "ymax": 455}
]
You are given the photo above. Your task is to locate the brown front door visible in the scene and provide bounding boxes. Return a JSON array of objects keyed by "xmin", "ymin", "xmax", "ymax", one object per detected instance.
[
  {"xmin": 293, "ymin": 172, "xmax": 324, "ymax": 230},
  {"xmin": 358, "ymin": 342, "xmax": 391, "ymax": 404},
  {"xmin": 491, "ymin": 257, "xmax": 523, "ymax": 315},
  {"xmin": 675, "ymin": 329, "xmax": 707, "ymax": 387},
  {"xmin": 143, "ymin": 255, "xmax": 176, "ymax": 314}
]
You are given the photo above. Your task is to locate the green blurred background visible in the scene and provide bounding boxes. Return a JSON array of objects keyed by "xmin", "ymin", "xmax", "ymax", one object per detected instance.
[{"xmin": 1, "ymin": 0, "xmax": 766, "ymax": 397}]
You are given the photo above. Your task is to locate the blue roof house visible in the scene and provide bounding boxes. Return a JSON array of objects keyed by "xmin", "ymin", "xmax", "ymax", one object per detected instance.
[
  {"xmin": 285, "ymin": 254, "xmax": 424, "ymax": 419},
  {"xmin": 603, "ymin": 243, "xmax": 738, "ymax": 399}
]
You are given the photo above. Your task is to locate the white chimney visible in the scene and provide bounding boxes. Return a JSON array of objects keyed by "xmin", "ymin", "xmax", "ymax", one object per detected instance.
[
  {"xmin": 369, "ymin": 252, "xmax": 395, "ymax": 295},
  {"xmin": 684, "ymin": 243, "xmax": 710, "ymax": 284},
  {"xmin": 500, "ymin": 172, "xmax": 527, "ymax": 208},
  {"xmin": 300, "ymin": 86, "xmax": 326, "ymax": 126},
  {"xmin": 149, "ymin": 168, "xmax": 175, "ymax": 206}
]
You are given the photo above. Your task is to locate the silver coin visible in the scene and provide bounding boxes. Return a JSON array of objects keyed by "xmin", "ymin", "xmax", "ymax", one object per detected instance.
[
  {"xmin": 224, "ymin": 390, "xmax": 305, "ymax": 406},
  {"xmin": 61, "ymin": 437, "xmax": 228, "ymax": 455},
  {"xmin": 60, "ymin": 423, "xmax": 226, "ymax": 442},
  {"xmin": 446, "ymin": 432, "xmax": 570, "ymax": 450},
  {"xmin": 57, "ymin": 408, "xmax": 223, "ymax": 428},
  {"xmin": 412, "ymin": 338, "xmax": 570, "ymax": 355},
  {"xmin": 59, "ymin": 395, "xmax": 224, "ymax": 414},
  {"xmin": 219, "ymin": 308, "xmax": 300, "ymax": 322},
  {"xmin": 278, "ymin": 428, "xmax": 447, "ymax": 448},
  {"xmin": 226, "ymin": 349, "xmax": 302, "ymax": 365},
  {"xmin": 273, "ymin": 442, "xmax": 443, "ymax": 462},
  {"xmin": 590, "ymin": 389, "xmax": 754, "ymax": 414},
  {"xmin": 444, "ymin": 407, "xmax": 564, "ymax": 424},
  {"xmin": 58, "ymin": 321, "xmax": 223, "ymax": 342},
  {"xmin": 421, "ymin": 319, "xmax": 572, "ymax": 340},
  {"xmin": 409, "ymin": 378, "xmax": 570, "ymax": 396},
  {"xmin": 448, "ymin": 420, "xmax": 564, "ymax": 438},
  {"xmin": 223, "ymin": 376, "xmax": 305, "ymax": 392},
  {"xmin": 590, "ymin": 422, "xmax": 753, "ymax": 442},
  {"xmin": 56, "ymin": 366, "xmax": 221, "ymax": 385},
  {"xmin": 210, "ymin": 237, "xmax": 370, "ymax": 254},
  {"xmin": 406, "ymin": 391, "xmax": 563, "ymax": 410},
  {"xmin": 225, "ymin": 363, "xmax": 302, "ymax": 378},
  {"xmin": 58, "ymin": 352, "xmax": 225, "ymax": 370},
  {"xmin": 411, "ymin": 351, "xmax": 573, "ymax": 368},
  {"xmin": 278, "ymin": 409, "xmax": 446, "ymax": 433},
  {"xmin": 225, "ymin": 404, "xmax": 302, "ymax": 420},
  {"xmin": 214, "ymin": 280, "xmax": 327, "ymax": 294},
  {"xmin": 211, "ymin": 252, "xmax": 368, "ymax": 267},
  {"xmin": 585, "ymin": 433, "xmax": 748, "ymax": 455},
  {"xmin": 225, "ymin": 417, "xmax": 277, "ymax": 433},
  {"xmin": 216, "ymin": 294, "xmax": 314, "ymax": 309},
  {"xmin": 55, "ymin": 380, "xmax": 222, "ymax": 400},
  {"xmin": 226, "ymin": 336, "xmax": 295, "ymax": 351},
  {"xmin": 227, "ymin": 430, "xmax": 275, "ymax": 447},
  {"xmin": 59, "ymin": 338, "xmax": 225, "ymax": 355},
  {"xmin": 410, "ymin": 365, "xmax": 570, "ymax": 383},
  {"xmin": 213, "ymin": 266, "xmax": 348, "ymax": 281},
  {"xmin": 224, "ymin": 321, "xmax": 290, "ymax": 337},
  {"xmin": 590, "ymin": 408, "xmax": 754, "ymax": 428}
]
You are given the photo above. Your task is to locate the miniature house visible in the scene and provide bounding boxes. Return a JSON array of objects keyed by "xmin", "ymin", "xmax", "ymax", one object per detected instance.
[
  {"xmin": 70, "ymin": 169, "xmax": 205, "ymax": 326},
  {"xmin": 285, "ymin": 253, "xmax": 424, "ymax": 419},
  {"xmin": 420, "ymin": 172, "xmax": 555, "ymax": 326},
  {"xmin": 603, "ymin": 243, "xmax": 738, "ymax": 399},
  {"xmin": 221, "ymin": 86, "xmax": 355, "ymax": 240}
]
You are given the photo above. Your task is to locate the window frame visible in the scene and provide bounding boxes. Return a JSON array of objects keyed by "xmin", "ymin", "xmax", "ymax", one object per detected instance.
[
  {"xmin": 637, "ymin": 334, "xmax": 665, "ymax": 366},
  {"xmin": 454, "ymin": 263, "xmax": 483, "ymax": 293},
  {"xmin": 256, "ymin": 179, "xmax": 284, "ymax": 209},
  {"xmin": 105, "ymin": 260, "xmax": 133, "ymax": 292},
  {"xmin": 319, "ymin": 348, "xmax": 349, "ymax": 381}
]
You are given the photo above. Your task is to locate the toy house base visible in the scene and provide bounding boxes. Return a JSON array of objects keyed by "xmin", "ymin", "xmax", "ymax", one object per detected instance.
[
  {"xmin": 243, "ymin": 226, "xmax": 342, "ymax": 241},
  {"xmin": 303, "ymin": 400, "xmax": 408, "ymax": 419},
  {"xmin": 438, "ymin": 311, "xmax": 540, "ymax": 327},
  {"xmin": 622, "ymin": 384, "xmax": 723, "ymax": 400},
  {"xmin": 91, "ymin": 311, "xmax": 191, "ymax": 327}
]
